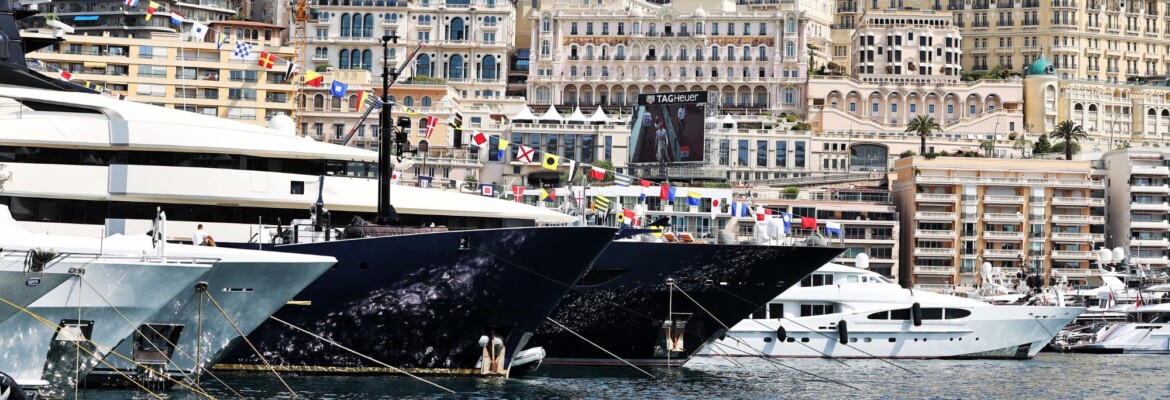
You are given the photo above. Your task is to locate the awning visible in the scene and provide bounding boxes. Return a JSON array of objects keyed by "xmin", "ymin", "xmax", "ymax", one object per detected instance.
[
  {"xmin": 511, "ymin": 104, "xmax": 537, "ymax": 121},
  {"xmin": 73, "ymin": 15, "xmax": 99, "ymax": 21},
  {"xmin": 566, "ymin": 106, "xmax": 587, "ymax": 123},
  {"xmin": 83, "ymin": 61, "xmax": 107, "ymax": 68},
  {"xmin": 588, "ymin": 107, "xmax": 609, "ymax": 123},
  {"xmin": 538, "ymin": 106, "xmax": 563, "ymax": 122}
]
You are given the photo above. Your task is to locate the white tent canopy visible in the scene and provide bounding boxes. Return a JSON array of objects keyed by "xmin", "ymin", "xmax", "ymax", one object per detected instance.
[
  {"xmin": 567, "ymin": 106, "xmax": 588, "ymax": 123},
  {"xmin": 588, "ymin": 107, "xmax": 610, "ymax": 123},
  {"xmin": 538, "ymin": 105, "xmax": 564, "ymax": 122},
  {"xmin": 511, "ymin": 104, "xmax": 538, "ymax": 121}
]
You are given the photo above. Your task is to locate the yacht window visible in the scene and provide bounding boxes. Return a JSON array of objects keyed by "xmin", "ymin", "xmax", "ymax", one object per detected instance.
[
  {"xmin": 944, "ymin": 308, "xmax": 971, "ymax": 319},
  {"xmin": 767, "ymin": 303, "xmax": 784, "ymax": 319},
  {"xmin": 847, "ymin": 275, "xmax": 858, "ymax": 283},
  {"xmin": 922, "ymin": 308, "xmax": 943, "ymax": 320},
  {"xmin": 867, "ymin": 311, "xmax": 889, "ymax": 320},
  {"xmin": 889, "ymin": 308, "xmax": 911, "ymax": 320},
  {"xmin": 800, "ymin": 273, "xmax": 835, "ymax": 287},
  {"xmin": 800, "ymin": 304, "xmax": 835, "ymax": 316}
]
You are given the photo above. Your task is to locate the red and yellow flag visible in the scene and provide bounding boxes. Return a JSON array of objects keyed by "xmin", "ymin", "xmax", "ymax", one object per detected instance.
[
  {"xmin": 257, "ymin": 52, "xmax": 275, "ymax": 69},
  {"xmin": 145, "ymin": 1, "xmax": 159, "ymax": 20}
]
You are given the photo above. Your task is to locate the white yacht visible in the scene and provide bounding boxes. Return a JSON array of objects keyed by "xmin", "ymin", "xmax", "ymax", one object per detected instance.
[
  {"xmin": 0, "ymin": 206, "xmax": 211, "ymax": 395},
  {"xmin": 1065, "ymin": 286, "xmax": 1170, "ymax": 354},
  {"xmin": 693, "ymin": 263, "xmax": 1084, "ymax": 360},
  {"xmin": 86, "ymin": 213, "xmax": 336, "ymax": 388}
]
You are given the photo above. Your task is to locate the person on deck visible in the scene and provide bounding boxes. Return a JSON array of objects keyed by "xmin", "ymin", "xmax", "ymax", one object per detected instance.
[{"xmin": 193, "ymin": 224, "xmax": 216, "ymax": 247}]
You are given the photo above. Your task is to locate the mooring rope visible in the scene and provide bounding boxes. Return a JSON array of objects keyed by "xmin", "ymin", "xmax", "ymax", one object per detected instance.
[
  {"xmin": 669, "ymin": 283, "xmax": 862, "ymax": 390},
  {"xmin": 267, "ymin": 316, "xmax": 457, "ymax": 394},
  {"xmin": 204, "ymin": 291, "xmax": 297, "ymax": 398},
  {"xmin": 0, "ymin": 294, "xmax": 165, "ymax": 399},
  {"xmin": 544, "ymin": 317, "xmax": 657, "ymax": 379}
]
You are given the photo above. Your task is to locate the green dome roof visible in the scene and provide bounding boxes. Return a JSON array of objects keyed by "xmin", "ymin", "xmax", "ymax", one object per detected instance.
[{"xmin": 1025, "ymin": 55, "xmax": 1055, "ymax": 76}]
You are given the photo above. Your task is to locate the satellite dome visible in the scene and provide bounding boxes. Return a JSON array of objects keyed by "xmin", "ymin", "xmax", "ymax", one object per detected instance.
[
  {"xmin": 267, "ymin": 112, "xmax": 296, "ymax": 135},
  {"xmin": 855, "ymin": 253, "xmax": 870, "ymax": 270}
]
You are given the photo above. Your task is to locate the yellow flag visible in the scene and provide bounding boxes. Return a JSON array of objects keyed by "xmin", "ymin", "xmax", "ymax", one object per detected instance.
[
  {"xmin": 405, "ymin": 107, "xmax": 417, "ymax": 115},
  {"xmin": 498, "ymin": 139, "xmax": 509, "ymax": 151},
  {"xmin": 542, "ymin": 153, "xmax": 560, "ymax": 170}
]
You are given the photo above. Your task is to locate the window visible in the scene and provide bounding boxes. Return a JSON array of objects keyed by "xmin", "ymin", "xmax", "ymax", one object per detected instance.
[
  {"xmin": 800, "ymin": 304, "xmax": 835, "ymax": 317},
  {"xmin": 800, "ymin": 273, "xmax": 834, "ymax": 287},
  {"xmin": 737, "ymin": 139, "xmax": 749, "ymax": 166},
  {"xmin": 775, "ymin": 141, "xmax": 787, "ymax": 167},
  {"xmin": 541, "ymin": 16, "xmax": 551, "ymax": 32},
  {"xmin": 756, "ymin": 140, "xmax": 768, "ymax": 167},
  {"xmin": 416, "ymin": 54, "xmax": 432, "ymax": 77}
]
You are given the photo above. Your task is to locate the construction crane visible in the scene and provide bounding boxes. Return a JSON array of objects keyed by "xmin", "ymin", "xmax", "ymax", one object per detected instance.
[{"xmin": 290, "ymin": 0, "xmax": 308, "ymax": 136}]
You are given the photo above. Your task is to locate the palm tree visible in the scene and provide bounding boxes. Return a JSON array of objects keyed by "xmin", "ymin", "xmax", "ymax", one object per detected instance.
[
  {"xmin": 905, "ymin": 115, "xmax": 942, "ymax": 155},
  {"xmin": 1050, "ymin": 120, "xmax": 1087, "ymax": 160}
]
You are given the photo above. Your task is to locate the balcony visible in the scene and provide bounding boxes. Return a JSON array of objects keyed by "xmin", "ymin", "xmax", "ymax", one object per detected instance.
[
  {"xmin": 1131, "ymin": 256, "xmax": 1170, "ymax": 265},
  {"xmin": 914, "ymin": 248, "xmax": 957, "ymax": 257},
  {"xmin": 1132, "ymin": 183, "xmax": 1170, "ymax": 193},
  {"xmin": 1132, "ymin": 165, "xmax": 1170, "ymax": 175},
  {"xmin": 984, "ymin": 213, "xmax": 1024, "ymax": 222},
  {"xmin": 1051, "ymin": 232, "xmax": 1092, "ymax": 242},
  {"xmin": 916, "ymin": 229, "xmax": 956, "ymax": 239},
  {"xmin": 1052, "ymin": 215, "xmax": 1105, "ymax": 224},
  {"xmin": 1051, "ymin": 250, "xmax": 1095, "ymax": 260},
  {"xmin": 914, "ymin": 266, "xmax": 956, "ymax": 275},
  {"xmin": 1132, "ymin": 202, "xmax": 1170, "ymax": 211},
  {"xmin": 984, "ymin": 231, "xmax": 1025, "ymax": 241},
  {"xmin": 983, "ymin": 195, "xmax": 1025, "ymax": 204},
  {"xmin": 1051, "ymin": 267, "xmax": 1091, "ymax": 277},
  {"xmin": 1052, "ymin": 197, "xmax": 1104, "ymax": 206},
  {"xmin": 915, "ymin": 193, "xmax": 957, "ymax": 203},
  {"xmin": 1132, "ymin": 219, "xmax": 1170, "ymax": 229},
  {"xmin": 916, "ymin": 211, "xmax": 956, "ymax": 221},
  {"xmin": 1131, "ymin": 238, "xmax": 1170, "ymax": 247},
  {"xmin": 984, "ymin": 249, "xmax": 1024, "ymax": 259}
]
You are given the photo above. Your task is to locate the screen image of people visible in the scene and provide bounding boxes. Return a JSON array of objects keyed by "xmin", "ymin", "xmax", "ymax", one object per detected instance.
[{"xmin": 629, "ymin": 91, "xmax": 706, "ymax": 164}]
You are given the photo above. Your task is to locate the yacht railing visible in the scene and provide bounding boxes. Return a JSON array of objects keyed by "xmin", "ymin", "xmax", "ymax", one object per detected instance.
[{"xmin": 0, "ymin": 248, "xmax": 219, "ymax": 268}]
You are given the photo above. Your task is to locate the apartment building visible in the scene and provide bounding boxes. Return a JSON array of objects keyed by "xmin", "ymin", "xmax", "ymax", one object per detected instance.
[
  {"xmin": 1099, "ymin": 149, "xmax": 1170, "ymax": 269},
  {"xmin": 36, "ymin": 0, "xmax": 237, "ymax": 38},
  {"xmin": 755, "ymin": 188, "xmax": 901, "ymax": 279},
  {"xmin": 303, "ymin": 0, "xmax": 516, "ymax": 108},
  {"xmin": 526, "ymin": 0, "xmax": 832, "ymax": 115},
  {"xmin": 892, "ymin": 156, "xmax": 1106, "ymax": 288},
  {"xmin": 25, "ymin": 26, "xmax": 296, "ymax": 127}
]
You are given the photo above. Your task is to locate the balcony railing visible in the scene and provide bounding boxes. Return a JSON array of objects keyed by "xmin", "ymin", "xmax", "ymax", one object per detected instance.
[
  {"xmin": 914, "ymin": 266, "xmax": 955, "ymax": 274},
  {"xmin": 984, "ymin": 213, "xmax": 1025, "ymax": 222},
  {"xmin": 984, "ymin": 231, "xmax": 1025, "ymax": 240},
  {"xmin": 983, "ymin": 195, "xmax": 1025, "ymax": 203},
  {"xmin": 915, "ymin": 193, "xmax": 957, "ymax": 202},
  {"xmin": 915, "ymin": 211, "xmax": 956, "ymax": 220},
  {"xmin": 914, "ymin": 248, "xmax": 957, "ymax": 257},
  {"xmin": 916, "ymin": 229, "xmax": 956, "ymax": 238},
  {"xmin": 1052, "ymin": 250, "xmax": 1095, "ymax": 259},
  {"xmin": 984, "ymin": 249, "xmax": 1024, "ymax": 258}
]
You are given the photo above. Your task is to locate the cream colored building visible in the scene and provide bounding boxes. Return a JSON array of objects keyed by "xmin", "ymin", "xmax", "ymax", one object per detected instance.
[
  {"xmin": 808, "ymin": 8, "xmax": 1025, "ymax": 141},
  {"xmin": 25, "ymin": 26, "xmax": 296, "ymax": 127},
  {"xmin": 1098, "ymin": 149, "xmax": 1170, "ymax": 269},
  {"xmin": 526, "ymin": 0, "xmax": 833, "ymax": 114},
  {"xmin": 892, "ymin": 156, "xmax": 1106, "ymax": 288}
]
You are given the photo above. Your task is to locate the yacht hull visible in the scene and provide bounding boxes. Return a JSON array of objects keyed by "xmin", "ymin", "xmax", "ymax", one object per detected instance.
[
  {"xmin": 85, "ymin": 259, "xmax": 334, "ymax": 386},
  {"xmin": 696, "ymin": 306, "xmax": 1084, "ymax": 360},
  {"xmin": 0, "ymin": 262, "xmax": 208, "ymax": 392},
  {"xmin": 215, "ymin": 226, "xmax": 615, "ymax": 376},
  {"xmin": 0, "ymin": 270, "xmax": 72, "ymax": 324},
  {"xmin": 532, "ymin": 242, "xmax": 842, "ymax": 366},
  {"xmin": 1066, "ymin": 323, "xmax": 1170, "ymax": 354}
]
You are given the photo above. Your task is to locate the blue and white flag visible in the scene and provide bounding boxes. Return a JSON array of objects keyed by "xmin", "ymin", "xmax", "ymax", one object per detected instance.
[
  {"xmin": 826, "ymin": 222, "xmax": 842, "ymax": 237},
  {"xmin": 730, "ymin": 202, "xmax": 750, "ymax": 217},
  {"xmin": 781, "ymin": 212, "xmax": 792, "ymax": 234},
  {"xmin": 330, "ymin": 80, "xmax": 348, "ymax": 98},
  {"xmin": 232, "ymin": 41, "xmax": 253, "ymax": 59}
]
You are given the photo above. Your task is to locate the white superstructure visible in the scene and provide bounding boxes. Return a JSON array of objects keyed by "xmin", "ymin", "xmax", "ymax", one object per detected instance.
[
  {"xmin": 0, "ymin": 84, "xmax": 574, "ymax": 243},
  {"xmin": 693, "ymin": 263, "xmax": 1083, "ymax": 360}
]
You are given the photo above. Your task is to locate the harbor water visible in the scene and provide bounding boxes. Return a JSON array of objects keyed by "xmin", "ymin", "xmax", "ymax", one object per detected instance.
[{"xmin": 76, "ymin": 353, "xmax": 1170, "ymax": 399}]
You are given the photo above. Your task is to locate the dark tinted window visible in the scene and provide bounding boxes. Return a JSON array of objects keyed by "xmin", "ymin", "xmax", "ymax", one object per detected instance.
[
  {"xmin": 922, "ymin": 307, "xmax": 943, "ymax": 320},
  {"xmin": 945, "ymin": 308, "xmax": 972, "ymax": 319}
]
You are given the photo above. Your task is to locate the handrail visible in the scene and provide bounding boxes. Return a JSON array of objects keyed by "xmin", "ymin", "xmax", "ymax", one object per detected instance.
[{"xmin": 0, "ymin": 248, "xmax": 219, "ymax": 266}]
